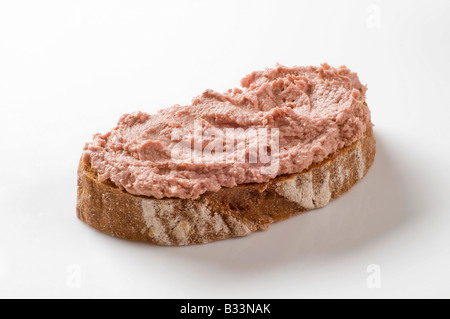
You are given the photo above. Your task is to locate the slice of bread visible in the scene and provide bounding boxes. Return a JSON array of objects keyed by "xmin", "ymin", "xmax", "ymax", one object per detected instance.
[{"xmin": 77, "ymin": 127, "xmax": 375, "ymax": 246}]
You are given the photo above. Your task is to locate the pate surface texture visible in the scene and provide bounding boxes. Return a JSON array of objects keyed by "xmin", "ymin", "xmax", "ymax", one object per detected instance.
[{"xmin": 82, "ymin": 64, "xmax": 372, "ymax": 199}]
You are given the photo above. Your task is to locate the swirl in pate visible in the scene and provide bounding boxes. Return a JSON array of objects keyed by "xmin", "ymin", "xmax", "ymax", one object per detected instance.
[{"xmin": 82, "ymin": 64, "xmax": 372, "ymax": 199}]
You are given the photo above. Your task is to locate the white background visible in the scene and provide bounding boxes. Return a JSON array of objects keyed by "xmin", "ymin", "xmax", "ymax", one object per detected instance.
[{"xmin": 1, "ymin": 0, "xmax": 450, "ymax": 299}]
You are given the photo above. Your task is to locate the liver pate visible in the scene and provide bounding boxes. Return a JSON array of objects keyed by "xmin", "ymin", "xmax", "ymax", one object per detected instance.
[{"xmin": 82, "ymin": 64, "xmax": 372, "ymax": 199}]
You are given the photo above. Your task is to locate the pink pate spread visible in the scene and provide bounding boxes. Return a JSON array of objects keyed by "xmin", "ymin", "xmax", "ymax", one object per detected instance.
[{"xmin": 82, "ymin": 64, "xmax": 372, "ymax": 199}]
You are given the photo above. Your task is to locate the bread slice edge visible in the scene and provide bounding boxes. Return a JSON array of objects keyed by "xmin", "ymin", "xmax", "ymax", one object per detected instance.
[{"xmin": 77, "ymin": 127, "xmax": 376, "ymax": 246}]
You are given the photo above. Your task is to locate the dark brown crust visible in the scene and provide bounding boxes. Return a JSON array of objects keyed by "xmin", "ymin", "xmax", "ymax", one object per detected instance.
[{"xmin": 77, "ymin": 127, "xmax": 375, "ymax": 245}]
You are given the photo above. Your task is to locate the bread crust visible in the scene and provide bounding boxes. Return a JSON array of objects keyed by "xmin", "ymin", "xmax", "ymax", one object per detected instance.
[{"xmin": 77, "ymin": 127, "xmax": 375, "ymax": 246}]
